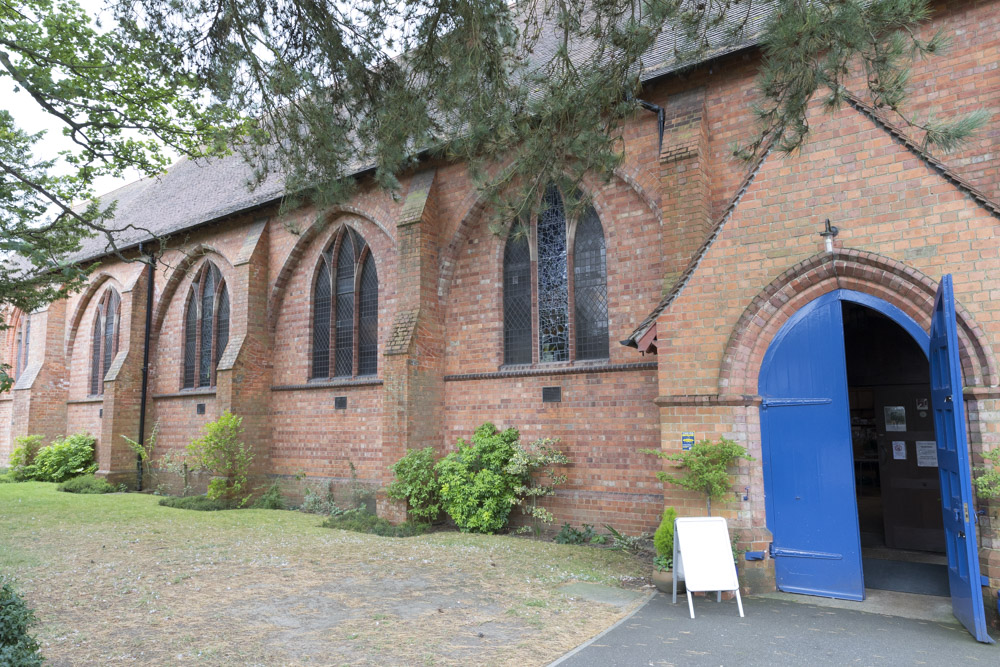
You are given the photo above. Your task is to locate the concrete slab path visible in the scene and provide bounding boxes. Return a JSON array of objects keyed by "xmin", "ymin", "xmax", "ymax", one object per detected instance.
[{"xmin": 550, "ymin": 591, "xmax": 998, "ymax": 666}]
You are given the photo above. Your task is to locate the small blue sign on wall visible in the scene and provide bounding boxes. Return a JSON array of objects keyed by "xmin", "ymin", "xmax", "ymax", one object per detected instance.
[{"xmin": 682, "ymin": 433, "xmax": 695, "ymax": 450}]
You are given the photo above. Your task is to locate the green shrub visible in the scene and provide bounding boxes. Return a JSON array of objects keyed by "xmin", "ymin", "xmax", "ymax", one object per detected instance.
[
  {"xmin": 321, "ymin": 508, "xmax": 428, "ymax": 537},
  {"xmin": 9, "ymin": 434, "xmax": 44, "ymax": 481},
  {"xmin": 435, "ymin": 423, "xmax": 568, "ymax": 534},
  {"xmin": 0, "ymin": 472, "xmax": 15, "ymax": 484},
  {"xmin": 251, "ymin": 483, "xmax": 285, "ymax": 510},
  {"xmin": 653, "ymin": 507, "xmax": 677, "ymax": 570},
  {"xmin": 0, "ymin": 579, "xmax": 44, "ymax": 666},
  {"xmin": 299, "ymin": 482, "xmax": 342, "ymax": 515},
  {"xmin": 186, "ymin": 411, "xmax": 253, "ymax": 505},
  {"xmin": 159, "ymin": 495, "xmax": 235, "ymax": 511},
  {"xmin": 386, "ymin": 447, "xmax": 441, "ymax": 522},
  {"xmin": 57, "ymin": 474, "xmax": 115, "ymax": 494},
  {"xmin": 554, "ymin": 523, "xmax": 597, "ymax": 545},
  {"xmin": 435, "ymin": 423, "xmax": 523, "ymax": 533},
  {"xmin": 29, "ymin": 433, "xmax": 97, "ymax": 482}
]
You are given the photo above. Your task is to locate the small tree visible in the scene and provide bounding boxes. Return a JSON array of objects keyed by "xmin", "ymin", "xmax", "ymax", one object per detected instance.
[
  {"xmin": 122, "ymin": 421, "xmax": 159, "ymax": 489},
  {"xmin": 186, "ymin": 411, "xmax": 254, "ymax": 506},
  {"xmin": 642, "ymin": 438, "xmax": 753, "ymax": 516},
  {"xmin": 653, "ymin": 507, "xmax": 677, "ymax": 572},
  {"xmin": 974, "ymin": 448, "xmax": 1000, "ymax": 500}
]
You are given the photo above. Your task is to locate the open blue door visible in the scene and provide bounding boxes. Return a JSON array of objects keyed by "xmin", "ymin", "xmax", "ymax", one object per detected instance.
[
  {"xmin": 759, "ymin": 293, "xmax": 864, "ymax": 600},
  {"xmin": 930, "ymin": 275, "xmax": 994, "ymax": 644}
]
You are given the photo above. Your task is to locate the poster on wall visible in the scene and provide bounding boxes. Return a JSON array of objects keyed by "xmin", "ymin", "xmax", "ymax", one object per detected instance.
[
  {"xmin": 916, "ymin": 441, "xmax": 939, "ymax": 467},
  {"xmin": 885, "ymin": 406, "xmax": 907, "ymax": 432},
  {"xmin": 892, "ymin": 441, "xmax": 907, "ymax": 460}
]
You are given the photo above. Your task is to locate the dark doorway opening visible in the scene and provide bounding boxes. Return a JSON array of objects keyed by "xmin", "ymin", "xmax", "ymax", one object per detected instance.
[{"xmin": 843, "ymin": 302, "xmax": 949, "ymax": 596}]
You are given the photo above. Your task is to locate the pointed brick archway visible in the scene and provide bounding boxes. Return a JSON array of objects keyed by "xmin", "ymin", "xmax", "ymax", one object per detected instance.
[{"xmin": 719, "ymin": 248, "xmax": 998, "ymax": 397}]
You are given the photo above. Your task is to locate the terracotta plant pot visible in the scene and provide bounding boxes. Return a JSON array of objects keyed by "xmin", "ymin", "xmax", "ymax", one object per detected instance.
[{"xmin": 652, "ymin": 568, "xmax": 683, "ymax": 594}]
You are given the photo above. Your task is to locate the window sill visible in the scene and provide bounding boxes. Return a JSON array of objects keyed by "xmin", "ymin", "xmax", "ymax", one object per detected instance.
[
  {"xmin": 67, "ymin": 396, "xmax": 105, "ymax": 404},
  {"xmin": 153, "ymin": 387, "xmax": 217, "ymax": 400},
  {"xmin": 272, "ymin": 377, "xmax": 383, "ymax": 391},
  {"xmin": 444, "ymin": 360, "xmax": 656, "ymax": 382}
]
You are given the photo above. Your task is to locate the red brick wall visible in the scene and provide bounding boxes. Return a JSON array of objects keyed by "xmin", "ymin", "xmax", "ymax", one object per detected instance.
[{"xmin": 0, "ymin": 397, "xmax": 11, "ymax": 464}]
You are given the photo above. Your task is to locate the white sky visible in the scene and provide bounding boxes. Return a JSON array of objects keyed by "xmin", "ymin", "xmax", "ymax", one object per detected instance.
[{"xmin": 5, "ymin": 0, "xmax": 157, "ymax": 201}]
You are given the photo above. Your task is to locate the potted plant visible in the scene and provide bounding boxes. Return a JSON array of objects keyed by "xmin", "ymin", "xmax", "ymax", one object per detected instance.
[
  {"xmin": 651, "ymin": 506, "xmax": 679, "ymax": 593},
  {"xmin": 642, "ymin": 437, "xmax": 753, "ymax": 516}
]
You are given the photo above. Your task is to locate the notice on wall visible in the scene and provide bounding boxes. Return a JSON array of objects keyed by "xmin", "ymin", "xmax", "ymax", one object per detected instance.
[
  {"xmin": 916, "ymin": 441, "xmax": 939, "ymax": 468},
  {"xmin": 682, "ymin": 433, "xmax": 695, "ymax": 451},
  {"xmin": 885, "ymin": 406, "xmax": 907, "ymax": 432},
  {"xmin": 892, "ymin": 441, "xmax": 907, "ymax": 460}
]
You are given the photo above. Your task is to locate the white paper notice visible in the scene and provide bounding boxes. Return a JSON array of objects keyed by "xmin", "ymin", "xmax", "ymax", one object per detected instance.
[
  {"xmin": 892, "ymin": 441, "xmax": 907, "ymax": 460},
  {"xmin": 916, "ymin": 441, "xmax": 938, "ymax": 468},
  {"xmin": 885, "ymin": 406, "xmax": 907, "ymax": 432}
]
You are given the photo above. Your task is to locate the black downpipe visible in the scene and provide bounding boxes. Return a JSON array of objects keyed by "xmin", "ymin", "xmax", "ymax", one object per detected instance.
[
  {"xmin": 636, "ymin": 99, "xmax": 666, "ymax": 154},
  {"xmin": 136, "ymin": 243, "xmax": 155, "ymax": 491}
]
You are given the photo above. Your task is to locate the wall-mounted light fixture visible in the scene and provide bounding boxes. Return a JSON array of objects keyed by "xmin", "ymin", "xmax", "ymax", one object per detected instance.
[{"xmin": 819, "ymin": 218, "xmax": 839, "ymax": 252}]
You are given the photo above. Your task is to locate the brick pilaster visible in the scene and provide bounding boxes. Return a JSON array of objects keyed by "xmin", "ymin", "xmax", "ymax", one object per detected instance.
[
  {"xmin": 659, "ymin": 87, "xmax": 711, "ymax": 289},
  {"xmin": 379, "ymin": 169, "xmax": 444, "ymax": 523},
  {"xmin": 10, "ymin": 301, "xmax": 70, "ymax": 447},
  {"xmin": 216, "ymin": 219, "xmax": 272, "ymax": 479},
  {"xmin": 98, "ymin": 268, "xmax": 150, "ymax": 484}
]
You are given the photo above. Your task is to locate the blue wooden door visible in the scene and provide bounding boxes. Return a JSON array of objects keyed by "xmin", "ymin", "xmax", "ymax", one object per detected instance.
[
  {"xmin": 930, "ymin": 275, "xmax": 993, "ymax": 643},
  {"xmin": 759, "ymin": 293, "xmax": 864, "ymax": 600}
]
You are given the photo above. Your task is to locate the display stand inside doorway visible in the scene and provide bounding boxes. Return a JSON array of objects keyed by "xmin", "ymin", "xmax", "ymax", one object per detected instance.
[{"xmin": 673, "ymin": 517, "xmax": 744, "ymax": 618}]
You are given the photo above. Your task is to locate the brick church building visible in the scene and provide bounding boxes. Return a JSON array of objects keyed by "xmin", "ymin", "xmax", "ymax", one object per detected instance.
[{"xmin": 3, "ymin": 0, "xmax": 999, "ymax": 635}]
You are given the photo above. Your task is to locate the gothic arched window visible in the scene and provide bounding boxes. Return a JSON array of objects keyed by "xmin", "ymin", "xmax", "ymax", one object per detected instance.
[
  {"xmin": 11, "ymin": 312, "xmax": 30, "ymax": 382},
  {"xmin": 502, "ymin": 183, "xmax": 609, "ymax": 365},
  {"xmin": 312, "ymin": 227, "xmax": 379, "ymax": 379},
  {"xmin": 90, "ymin": 288, "xmax": 121, "ymax": 395},
  {"xmin": 183, "ymin": 262, "xmax": 230, "ymax": 388}
]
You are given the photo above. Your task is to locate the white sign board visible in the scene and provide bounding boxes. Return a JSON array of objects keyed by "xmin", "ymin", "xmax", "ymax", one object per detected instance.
[
  {"xmin": 672, "ymin": 517, "xmax": 744, "ymax": 618},
  {"xmin": 916, "ymin": 441, "xmax": 938, "ymax": 468}
]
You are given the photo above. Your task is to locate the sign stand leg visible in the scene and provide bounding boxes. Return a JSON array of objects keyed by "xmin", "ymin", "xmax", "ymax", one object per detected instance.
[
  {"xmin": 735, "ymin": 589, "xmax": 744, "ymax": 618},
  {"xmin": 716, "ymin": 591, "xmax": 721, "ymax": 603},
  {"xmin": 686, "ymin": 590, "xmax": 695, "ymax": 619},
  {"xmin": 672, "ymin": 520, "xmax": 679, "ymax": 605}
]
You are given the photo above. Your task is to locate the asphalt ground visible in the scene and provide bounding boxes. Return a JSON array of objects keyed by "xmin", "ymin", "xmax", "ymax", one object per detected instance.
[{"xmin": 550, "ymin": 591, "xmax": 999, "ymax": 666}]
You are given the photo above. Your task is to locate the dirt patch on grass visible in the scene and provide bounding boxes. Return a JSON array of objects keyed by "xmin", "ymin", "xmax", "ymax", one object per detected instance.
[{"xmin": 0, "ymin": 484, "xmax": 649, "ymax": 665}]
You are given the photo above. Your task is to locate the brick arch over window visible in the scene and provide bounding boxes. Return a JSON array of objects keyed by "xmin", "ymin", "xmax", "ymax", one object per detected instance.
[
  {"xmin": 719, "ymin": 249, "xmax": 997, "ymax": 396},
  {"xmin": 65, "ymin": 272, "xmax": 130, "ymax": 362},
  {"xmin": 311, "ymin": 226, "xmax": 378, "ymax": 379},
  {"xmin": 7, "ymin": 309, "xmax": 29, "ymax": 383},
  {"xmin": 183, "ymin": 261, "xmax": 230, "ymax": 388},
  {"xmin": 151, "ymin": 245, "xmax": 228, "ymax": 340},
  {"xmin": 90, "ymin": 287, "xmax": 121, "ymax": 395},
  {"xmin": 501, "ymin": 183, "xmax": 609, "ymax": 365},
  {"xmin": 267, "ymin": 207, "xmax": 392, "ymax": 337}
]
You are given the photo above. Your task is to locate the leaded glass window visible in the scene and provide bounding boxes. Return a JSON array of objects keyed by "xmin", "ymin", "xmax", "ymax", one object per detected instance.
[
  {"xmin": 573, "ymin": 206, "xmax": 609, "ymax": 360},
  {"xmin": 183, "ymin": 261, "xmax": 229, "ymax": 389},
  {"xmin": 537, "ymin": 185, "xmax": 569, "ymax": 362},
  {"xmin": 311, "ymin": 227, "xmax": 379, "ymax": 379},
  {"xmin": 502, "ymin": 183, "xmax": 609, "ymax": 365},
  {"xmin": 90, "ymin": 288, "xmax": 121, "ymax": 395},
  {"xmin": 503, "ymin": 234, "xmax": 532, "ymax": 365}
]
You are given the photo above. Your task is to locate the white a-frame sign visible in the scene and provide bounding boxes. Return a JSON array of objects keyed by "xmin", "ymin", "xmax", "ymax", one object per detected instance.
[{"xmin": 673, "ymin": 517, "xmax": 744, "ymax": 618}]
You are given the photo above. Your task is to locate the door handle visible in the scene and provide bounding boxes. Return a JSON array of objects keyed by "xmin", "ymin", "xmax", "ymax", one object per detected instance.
[{"xmin": 959, "ymin": 531, "xmax": 966, "ymax": 539}]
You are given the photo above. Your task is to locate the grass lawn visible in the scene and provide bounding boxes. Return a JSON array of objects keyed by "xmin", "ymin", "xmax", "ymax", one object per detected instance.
[{"xmin": 0, "ymin": 483, "xmax": 648, "ymax": 665}]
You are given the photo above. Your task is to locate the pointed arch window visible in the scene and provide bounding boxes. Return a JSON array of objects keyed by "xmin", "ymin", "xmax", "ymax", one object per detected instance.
[
  {"xmin": 502, "ymin": 183, "xmax": 609, "ymax": 365},
  {"xmin": 90, "ymin": 288, "xmax": 121, "ymax": 395},
  {"xmin": 312, "ymin": 227, "xmax": 379, "ymax": 379},
  {"xmin": 183, "ymin": 262, "xmax": 230, "ymax": 389},
  {"xmin": 11, "ymin": 312, "xmax": 30, "ymax": 383}
]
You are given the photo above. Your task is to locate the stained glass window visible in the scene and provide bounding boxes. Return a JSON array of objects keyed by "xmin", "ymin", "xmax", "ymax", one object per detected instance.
[
  {"xmin": 503, "ymin": 233, "xmax": 532, "ymax": 365},
  {"xmin": 537, "ymin": 184, "xmax": 569, "ymax": 362}
]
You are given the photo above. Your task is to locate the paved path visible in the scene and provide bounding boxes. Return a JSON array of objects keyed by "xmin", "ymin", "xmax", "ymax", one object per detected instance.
[{"xmin": 551, "ymin": 591, "xmax": 998, "ymax": 666}]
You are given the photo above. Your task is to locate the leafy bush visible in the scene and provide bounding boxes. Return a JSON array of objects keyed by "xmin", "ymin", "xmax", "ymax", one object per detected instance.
[
  {"xmin": 974, "ymin": 447, "xmax": 1000, "ymax": 499},
  {"xmin": 321, "ymin": 508, "xmax": 428, "ymax": 537},
  {"xmin": 386, "ymin": 447, "xmax": 441, "ymax": 522},
  {"xmin": 435, "ymin": 423, "xmax": 523, "ymax": 533},
  {"xmin": 641, "ymin": 437, "xmax": 753, "ymax": 515},
  {"xmin": 0, "ymin": 579, "xmax": 44, "ymax": 666},
  {"xmin": 299, "ymin": 481, "xmax": 345, "ymax": 515},
  {"xmin": 653, "ymin": 507, "xmax": 677, "ymax": 570},
  {"xmin": 186, "ymin": 411, "xmax": 253, "ymax": 505},
  {"xmin": 554, "ymin": 523, "xmax": 598, "ymax": 545},
  {"xmin": 0, "ymin": 472, "xmax": 15, "ymax": 484},
  {"xmin": 57, "ymin": 474, "xmax": 115, "ymax": 494},
  {"xmin": 435, "ymin": 423, "xmax": 568, "ymax": 534},
  {"xmin": 8, "ymin": 434, "xmax": 44, "ymax": 481},
  {"xmin": 505, "ymin": 437, "xmax": 569, "ymax": 535},
  {"xmin": 159, "ymin": 495, "xmax": 235, "ymax": 511},
  {"xmin": 29, "ymin": 433, "xmax": 97, "ymax": 483},
  {"xmin": 251, "ymin": 483, "xmax": 285, "ymax": 510}
]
